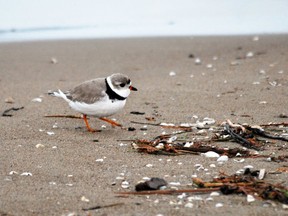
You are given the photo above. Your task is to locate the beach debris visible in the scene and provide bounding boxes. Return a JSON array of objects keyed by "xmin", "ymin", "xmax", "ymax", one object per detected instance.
[
  {"xmin": 135, "ymin": 177, "xmax": 167, "ymax": 191},
  {"xmin": 47, "ymin": 131, "xmax": 55, "ymax": 136},
  {"xmin": 192, "ymin": 168, "xmax": 288, "ymax": 204},
  {"xmin": 2, "ymin": 106, "xmax": 24, "ymax": 117},
  {"xmin": 278, "ymin": 113, "xmax": 288, "ymax": 118},
  {"xmin": 82, "ymin": 203, "xmax": 124, "ymax": 211},
  {"xmin": 4, "ymin": 97, "xmax": 15, "ymax": 104},
  {"xmin": 130, "ymin": 111, "xmax": 145, "ymax": 115}
]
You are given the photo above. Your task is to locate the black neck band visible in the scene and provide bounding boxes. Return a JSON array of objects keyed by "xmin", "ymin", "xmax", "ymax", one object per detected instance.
[{"xmin": 105, "ymin": 78, "xmax": 126, "ymax": 101}]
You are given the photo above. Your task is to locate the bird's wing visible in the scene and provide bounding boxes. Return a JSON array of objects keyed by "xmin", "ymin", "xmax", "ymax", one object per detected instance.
[{"xmin": 66, "ymin": 78, "xmax": 107, "ymax": 104}]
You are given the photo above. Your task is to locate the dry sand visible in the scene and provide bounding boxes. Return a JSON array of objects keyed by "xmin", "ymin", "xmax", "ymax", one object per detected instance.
[{"xmin": 1, "ymin": 35, "xmax": 288, "ymax": 215}]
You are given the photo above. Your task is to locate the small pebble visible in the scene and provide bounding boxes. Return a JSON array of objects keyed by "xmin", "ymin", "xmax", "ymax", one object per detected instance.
[
  {"xmin": 50, "ymin": 57, "xmax": 58, "ymax": 64},
  {"xmin": 47, "ymin": 131, "xmax": 55, "ymax": 136},
  {"xmin": 95, "ymin": 158, "xmax": 104, "ymax": 162},
  {"xmin": 5, "ymin": 97, "xmax": 15, "ymax": 103}
]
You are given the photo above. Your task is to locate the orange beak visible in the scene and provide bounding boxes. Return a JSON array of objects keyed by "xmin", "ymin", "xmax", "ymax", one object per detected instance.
[{"xmin": 129, "ymin": 85, "xmax": 137, "ymax": 91}]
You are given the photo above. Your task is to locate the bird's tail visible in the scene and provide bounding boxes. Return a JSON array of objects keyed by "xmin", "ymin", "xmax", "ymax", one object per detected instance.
[{"xmin": 48, "ymin": 89, "xmax": 71, "ymax": 103}]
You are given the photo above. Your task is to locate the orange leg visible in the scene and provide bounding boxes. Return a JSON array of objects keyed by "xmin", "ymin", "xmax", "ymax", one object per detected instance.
[
  {"xmin": 83, "ymin": 115, "xmax": 100, "ymax": 132},
  {"xmin": 99, "ymin": 117, "xmax": 122, "ymax": 128}
]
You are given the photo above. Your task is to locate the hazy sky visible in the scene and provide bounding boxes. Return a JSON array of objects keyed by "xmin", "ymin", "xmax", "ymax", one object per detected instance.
[{"xmin": 0, "ymin": 0, "xmax": 287, "ymax": 41}]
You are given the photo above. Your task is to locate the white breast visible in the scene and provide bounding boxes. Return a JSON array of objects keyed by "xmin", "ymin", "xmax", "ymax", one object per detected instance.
[{"xmin": 68, "ymin": 95, "xmax": 126, "ymax": 117}]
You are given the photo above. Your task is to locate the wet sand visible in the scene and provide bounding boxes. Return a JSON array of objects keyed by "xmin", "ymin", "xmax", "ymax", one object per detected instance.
[{"xmin": 1, "ymin": 35, "xmax": 288, "ymax": 215}]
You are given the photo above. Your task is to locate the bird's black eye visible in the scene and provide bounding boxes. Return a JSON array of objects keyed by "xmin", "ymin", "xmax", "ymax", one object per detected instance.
[{"xmin": 120, "ymin": 83, "xmax": 125, "ymax": 87}]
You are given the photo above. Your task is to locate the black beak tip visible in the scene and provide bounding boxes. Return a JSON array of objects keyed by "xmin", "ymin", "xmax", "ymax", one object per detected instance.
[{"xmin": 130, "ymin": 86, "xmax": 138, "ymax": 91}]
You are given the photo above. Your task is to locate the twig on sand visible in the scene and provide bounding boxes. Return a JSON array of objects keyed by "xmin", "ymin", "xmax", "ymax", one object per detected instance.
[
  {"xmin": 116, "ymin": 188, "xmax": 220, "ymax": 196},
  {"xmin": 2, "ymin": 106, "xmax": 24, "ymax": 117},
  {"xmin": 44, "ymin": 114, "xmax": 83, "ymax": 119},
  {"xmin": 82, "ymin": 202, "xmax": 124, "ymax": 211}
]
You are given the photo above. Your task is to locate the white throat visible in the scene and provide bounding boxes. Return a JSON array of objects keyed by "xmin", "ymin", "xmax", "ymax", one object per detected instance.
[{"xmin": 107, "ymin": 76, "xmax": 130, "ymax": 98}]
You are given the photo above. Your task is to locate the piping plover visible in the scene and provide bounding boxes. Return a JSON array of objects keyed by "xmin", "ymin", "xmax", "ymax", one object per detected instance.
[{"xmin": 50, "ymin": 73, "xmax": 137, "ymax": 132}]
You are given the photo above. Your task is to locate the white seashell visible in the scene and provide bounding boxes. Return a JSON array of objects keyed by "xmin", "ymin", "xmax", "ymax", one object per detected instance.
[
  {"xmin": 247, "ymin": 194, "xmax": 255, "ymax": 202},
  {"xmin": 31, "ymin": 98, "xmax": 42, "ymax": 102},
  {"xmin": 20, "ymin": 172, "xmax": 32, "ymax": 176},
  {"xmin": 187, "ymin": 196, "xmax": 203, "ymax": 201},
  {"xmin": 36, "ymin": 143, "xmax": 45, "ymax": 148},
  {"xmin": 177, "ymin": 193, "xmax": 186, "ymax": 199},
  {"xmin": 215, "ymin": 203, "xmax": 223, "ymax": 208},
  {"xmin": 121, "ymin": 181, "xmax": 129, "ymax": 189},
  {"xmin": 95, "ymin": 159, "xmax": 104, "ymax": 162},
  {"xmin": 169, "ymin": 182, "xmax": 181, "ymax": 186},
  {"xmin": 169, "ymin": 71, "xmax": 176, "ymax": 76},
  {"xmin": 195, "ymin": 58, "xmax": 201, "ymax": 65},
  {"xmin": 167, "ymin": 136, "xmax": 177, "ymax": 143},
  {"xmin": 184, "ymin": 142, "xmax": 193, "ymax": 147},
  {"xmin": 9, "ymin": 171, "xmax": 18, "ymax": 175},
  {"xmin": 202, "ymin": 151, "xmax": 220, "ymax": 158},
  {"xmin": 185, "ymin": 203, "xmax": 194, "ymax": 208},
  {"xmin": 47, "ymin": 131, "xmax": 55, "ymax": 135},
  {"xmin": 244, "ymin": 165, "xmax": 254, "ymax": 169},
  {"xmin": 210, "ymin": 192, "xmax": 220, "ymax": 196},
  {"xmin": 146, "ymin": 164, "xmax": 153, "ymax": 167},
  {"xmin": 236, "ymin": 169, "xmax": 245, "ymax": 174},
  {"xmin": 81, "ymin": 196, "xmax": 90, "ymax": 202},
  {"xmin": 234, "ymin": 158, "xmax": 245, "ymax": 163},
  {"xmin": 258, "ymin": 169, "xmax": 266, "ymax": 180},
  {"xmin": 246, "ymin": 52, "xmax": 254, "ymax": 58},
  {"xmin": 217, "ymin": 155, "xmax": 228, "ymax": 162}
]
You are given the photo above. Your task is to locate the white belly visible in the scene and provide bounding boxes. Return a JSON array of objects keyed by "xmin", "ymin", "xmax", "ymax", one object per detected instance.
[{"xmin": 68, "ymin": 96, "xmax": 126, "ymax": 117}]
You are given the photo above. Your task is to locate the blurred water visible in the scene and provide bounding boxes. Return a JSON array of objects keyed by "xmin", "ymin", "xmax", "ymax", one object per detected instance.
[{"xmin": 0, "ymin": 0, "xmax": 287, "ymax": 42}]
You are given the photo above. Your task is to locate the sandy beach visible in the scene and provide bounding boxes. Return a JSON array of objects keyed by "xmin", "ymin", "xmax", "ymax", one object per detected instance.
[{"xmin": 1, "ymin": 35, "xmax": 288, "ymax": 215}]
